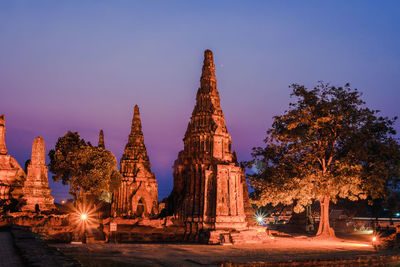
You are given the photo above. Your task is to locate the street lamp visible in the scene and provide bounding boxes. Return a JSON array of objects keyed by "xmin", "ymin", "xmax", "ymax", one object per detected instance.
[
  {"xmin": 81, "ymin": 213, "xmax": 88, "ymax": 243},
  {"xmin": 70, "ymin": 202, "xmax": 97, "ymax": 243}
]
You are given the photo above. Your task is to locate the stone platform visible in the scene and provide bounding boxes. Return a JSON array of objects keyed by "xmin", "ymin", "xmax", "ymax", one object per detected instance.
[
  {"xmin": 208, "ymin": 227, "xmax": 271, "ymax": 245},
  {"xmin": 101, "ymin": 217, "xmax": 271, "ymax": 244}
]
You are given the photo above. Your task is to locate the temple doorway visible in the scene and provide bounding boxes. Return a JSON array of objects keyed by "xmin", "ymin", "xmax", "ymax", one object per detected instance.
[{"xmin": 135, "ymin": 198, "xmax": 146, "ymax": 217}]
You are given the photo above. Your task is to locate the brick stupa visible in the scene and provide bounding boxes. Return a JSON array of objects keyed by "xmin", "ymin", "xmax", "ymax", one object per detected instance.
[
  {"xmin": 22, "ymin": 136, "xmax": 55, "ymax": 211},
  {"xmin": 0, "ymin": 114, "xmax": 25, "ymax": 203},
  {"xmin": 168, "ymin": 50, "xmax": 253, "ymax": 239},
  {"xmin": 114, "ymin": 105, "xmax": 158, "ymax": 217}
]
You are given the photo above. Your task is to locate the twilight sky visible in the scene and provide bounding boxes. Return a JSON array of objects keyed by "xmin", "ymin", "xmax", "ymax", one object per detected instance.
[{"xmin": 1, "ymin": 1, "xmax": 399, "ymax": 202}]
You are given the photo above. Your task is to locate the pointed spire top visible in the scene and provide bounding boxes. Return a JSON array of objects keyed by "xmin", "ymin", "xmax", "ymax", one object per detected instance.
[
  {"xmin": 31, "ymin": 136, "xmax": 45, "ymax": 165},
  {"xmin": 128, "ymin": 105, "xmax": 143, "ymax": 144},
  {"xmin": 204, "ymin": 49, "xmax": 213, "ymax": 63},
  {"xmin": 98, "ymin": 129, "xmax": 105, "ymax": 149},
  {"xmin": 123, "ymin": 105, "xmax": 151, "ymax": 169},
  {"xmin": 185, "ymin": 50, "xmax": 227, "ymax": 140},
  {"xmin": 134, "ymin": 104, "xmax": 140, "ymax": 119},
  {"xmin": 201, "ymin": 49, "xmax": 217, "ymax": 90}
]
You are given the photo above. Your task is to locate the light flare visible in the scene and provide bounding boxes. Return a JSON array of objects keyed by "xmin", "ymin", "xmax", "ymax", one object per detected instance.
[
  {"xmin": 70, "ymin": 202, "xmax": 99, "ymax": 233},
  {"xmin": 254, "ymin": 211, "xmax": 267, "ymax": 226}
]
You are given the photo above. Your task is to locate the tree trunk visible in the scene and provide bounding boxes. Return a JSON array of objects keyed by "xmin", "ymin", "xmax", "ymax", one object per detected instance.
[{"xmin": 316, "ymin": 196, "xmax": 335, "ymax": 238}]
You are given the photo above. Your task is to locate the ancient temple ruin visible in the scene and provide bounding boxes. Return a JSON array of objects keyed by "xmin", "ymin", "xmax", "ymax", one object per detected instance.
[
  {"xmin": 113, "ymin": 105, "xmax": 158, "ymax": 217},
  {"xmin": 0, "ymin": 115, "xmax": 25, "ymax": 203},
  {"xmin": 22, "ymin": 136, "xmax": 55, "ymax": 212},
  {"xmin": 168, "ymin": 50, "xmax": 253, "ymax": 237}
]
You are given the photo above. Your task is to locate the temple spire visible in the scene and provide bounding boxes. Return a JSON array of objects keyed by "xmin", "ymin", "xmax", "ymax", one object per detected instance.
[
  {"xmin": 0, "ymin": 114, "xmax": 8, "ymax": 155},
  {"xmin": 115, "ymin": 104, "xmax": 158, "ymax": 217},
  {"xmin": 200, "ymin": 49, "xmax": 217, "ymax": 91},
  {"xmin": 123, "ymin": 105, "xmax": 149, "ymax": 167},
  {"xmin": 98, "ymin": 130, "xmax": 105, "ymax": 149},
  {"xmin": 31, "ymin": 136, "xmax": 46, "ymax": 166},
  {"xmin": 185, "ymin": 49, "xmax": 226, "ymax": 140},
  {"xmin": 128, "ymin": 105, "xmax": 143, "ymax": 144},
  {"xmin": 134, "ymin": 104, "xmax": 140, "ymax": 119}
]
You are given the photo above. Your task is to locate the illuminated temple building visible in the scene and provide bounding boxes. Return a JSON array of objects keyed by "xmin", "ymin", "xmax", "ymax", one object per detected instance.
[
  {"xmin": 168, "ymin": 50, "xmax": 254, "ymax": 240},
  {"xmin": 22, "ymin": 136, "xmax": 55, "ymax": 212},
  {"xmin": 0, "ymin": 115, "xmax": 54, "ymax": 211},
  {"xmin": 0, "ymin": 115, "xmax": 25, "ymax": 203},
  {"xmin": 113, "ymin": 105, "xmax": 159, "ymax": 217}
]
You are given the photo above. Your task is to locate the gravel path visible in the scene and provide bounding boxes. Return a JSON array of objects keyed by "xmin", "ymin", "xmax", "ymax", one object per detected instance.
[{"xmin": 52, "ymin": 237, "xmax": 398, "ymax": 266}]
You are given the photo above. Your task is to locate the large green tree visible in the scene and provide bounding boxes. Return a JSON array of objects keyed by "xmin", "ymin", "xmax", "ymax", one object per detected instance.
[
  {"xmin": 49, "ymin": 131, "xmax": 122, "ymax": 203},
  {"xmin": 247, "ymin": 83, "xmax": 400, "ymax": 237}
]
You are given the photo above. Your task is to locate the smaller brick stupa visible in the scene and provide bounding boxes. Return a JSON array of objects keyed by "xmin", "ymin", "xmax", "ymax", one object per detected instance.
[
  {"xmin": 114, "ymin": 105, "xmax": 158, "ymax": 217},
  {"xmin": 22, "ymin": 136, "xmax": 55, "ymax": 212}
]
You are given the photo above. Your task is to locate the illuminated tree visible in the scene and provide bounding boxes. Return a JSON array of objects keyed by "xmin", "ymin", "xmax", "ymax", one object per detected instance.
[
  {"xmin": 49, "ymin": 131, "xmax": 122, "ymax": 202},
  {"xmin": 247, "ymin": 82, "xmax": 400, "ymax": 237}
]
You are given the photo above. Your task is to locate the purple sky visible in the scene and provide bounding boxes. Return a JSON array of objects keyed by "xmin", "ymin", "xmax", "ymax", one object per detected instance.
[{"xmin": 1, "ymin": 1, "xmax": 399, "ymax": 202}]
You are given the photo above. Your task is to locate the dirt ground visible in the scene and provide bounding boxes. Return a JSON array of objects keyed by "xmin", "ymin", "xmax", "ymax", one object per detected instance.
[{"xmin": 51, "ymin": 234, "xmax": 400, "ymax": 267}]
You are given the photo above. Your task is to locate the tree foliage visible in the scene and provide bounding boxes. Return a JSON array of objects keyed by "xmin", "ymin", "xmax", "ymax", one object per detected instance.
[
  {"xmin": 246, "ymin": 82, "xmax": 400, "ymax": 236},
  {"xmin": 49, "ymin": 131, "xmax": 122, "ymax": 202}
]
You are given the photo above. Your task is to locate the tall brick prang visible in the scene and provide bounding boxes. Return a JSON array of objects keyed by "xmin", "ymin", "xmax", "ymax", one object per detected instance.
[{"xmin": 168, "ymin": 50, "xmax": 252, "ymax": 238}]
